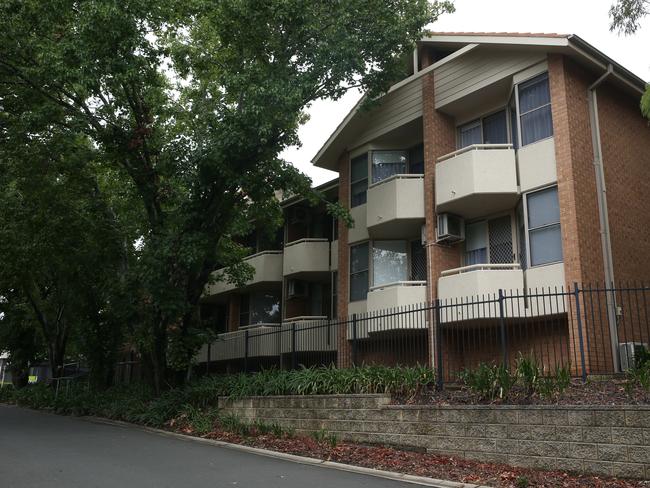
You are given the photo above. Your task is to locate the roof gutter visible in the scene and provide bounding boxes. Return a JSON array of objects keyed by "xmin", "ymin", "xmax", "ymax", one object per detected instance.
[{"xmin": 587, "ymin": 63, "xmax": 620, "ymax": 372}]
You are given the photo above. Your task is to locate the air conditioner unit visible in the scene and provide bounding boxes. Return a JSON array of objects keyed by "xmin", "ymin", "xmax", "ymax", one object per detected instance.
[
  {"xmin": 289, "ymin": 207, "xmax": 309, "ymax": 225},
  {"xmin": 619, "ymin": 342, "xmax": 648, "ymax": 371},
  {"xmin": 287, "ymin": 279, "xmax": 308, "ymax": 298},
  {"xmin": 436, "ymin": 213, "xmax": 465, "ymax": 243}
]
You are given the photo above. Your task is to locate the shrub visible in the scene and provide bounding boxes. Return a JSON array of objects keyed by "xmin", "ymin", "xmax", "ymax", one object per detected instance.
[{"xmin": 459, "ymin": 363, "xmax": 516, "ymax": 401}]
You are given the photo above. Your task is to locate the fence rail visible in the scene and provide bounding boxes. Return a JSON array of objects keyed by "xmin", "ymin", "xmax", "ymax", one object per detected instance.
[{"xmin": 193, "ymin": 282, "xmax": 650, "ymax": 386}]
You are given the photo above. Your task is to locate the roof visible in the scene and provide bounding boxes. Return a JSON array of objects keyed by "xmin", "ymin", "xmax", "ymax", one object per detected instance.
[{"xmin": 312, "ymin": 32, "xmax": 647, "ymax": 170}]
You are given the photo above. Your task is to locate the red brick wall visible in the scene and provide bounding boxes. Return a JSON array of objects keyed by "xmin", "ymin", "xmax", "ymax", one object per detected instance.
[
  {"xmin": 597, "ymin": 83, "xmax": 650, "ymax": 283},
  {"xmin": 548, "ymin": 54, "xmax": 605, "ymax": 286},
  {"xmin": 336, "ymin": 152, "xmax": 352, "ymax": 367},
  {"xmin": 422, "ymin": 71, "xmax": 462, "ymax": 297}
]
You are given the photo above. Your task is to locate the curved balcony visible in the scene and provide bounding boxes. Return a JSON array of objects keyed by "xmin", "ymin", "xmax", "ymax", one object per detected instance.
[
  {"xmin": 366, "ymin": 174, "xmax": 425, "ymax": 239},
  {"xmin": 435, "ymin": 144, "xmax": 518, "ymax": 219},
  {"xmin": 204, "ymin": 251, "xmax": 283, "ymax": 297},
  {"xmin": 283, "ymin": 238, "xmax": 331, "ymax": 278}
]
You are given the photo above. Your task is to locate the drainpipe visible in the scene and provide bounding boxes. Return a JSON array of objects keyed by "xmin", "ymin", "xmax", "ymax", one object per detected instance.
[{"xmin": 587, "ymin": 63, "xmax": 620, "ymax": 372}]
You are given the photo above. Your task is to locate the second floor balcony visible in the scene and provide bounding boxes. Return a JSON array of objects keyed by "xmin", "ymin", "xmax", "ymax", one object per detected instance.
[
  {"xmin": 435, "ymin": 144, "xmax": 518, "ymax": 219},
  {"xmin": 204, "ymin": 250, "xmax": 283, "ymax": 297},
  {"xmin": 283, "ymin": 238, "xmax": 331, "ymax": 278},
  {"xmin": 366, "ymin": 174, "xmax": 425, "ymax": 238}
]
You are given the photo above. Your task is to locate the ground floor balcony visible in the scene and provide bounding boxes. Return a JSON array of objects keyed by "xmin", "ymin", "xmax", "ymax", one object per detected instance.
[
  {"xmin": 283, "ymin": 238, "xmax": 331, "ymax": 278},
  {"xmin": 366, "ymin": 174, "xmax": 425, "ymax": 239},
  {"xmin": 435, "ymin": 144, "xmax": 518, "ymax": 219},
  {"xmin": 281, "ymin": 316, "xmax": 337, "ymax": 354},
  {"xmin": 204, "ymin": 251, "xmax": 283, "ymax": 297}
]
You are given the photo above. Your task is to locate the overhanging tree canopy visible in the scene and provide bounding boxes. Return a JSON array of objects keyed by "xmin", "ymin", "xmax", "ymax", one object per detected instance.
[{"xmin": 0, "ymin": 0, "xmax": 454, "ymax": 390}]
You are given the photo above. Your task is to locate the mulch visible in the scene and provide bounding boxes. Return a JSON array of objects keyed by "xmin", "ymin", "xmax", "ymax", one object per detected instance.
[
  {"xmin": 167, "ymin": 421, "xmax": 650, "ymax": 488},
  {"xmin": 411, "ymin": 378, "xmax": 650, "ymax": 406}
]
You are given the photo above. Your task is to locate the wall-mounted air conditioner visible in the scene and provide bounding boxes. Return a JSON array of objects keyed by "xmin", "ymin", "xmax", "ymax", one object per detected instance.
[
  {"xmin": 436, "ymin": 213, "xmax": 465, "ymax": 243},
  {"xmin": 619, "ymin": 342, "xmax": 648, "ymax": 371},
  {"xmin": 287, "ymin": 279, "xmax": 308, "ymax": 298}
]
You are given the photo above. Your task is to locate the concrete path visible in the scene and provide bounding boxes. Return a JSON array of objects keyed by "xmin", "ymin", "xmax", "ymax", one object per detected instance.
[{"xmin": 0, "ymin": 405, "xmax": 426, "ymax": 488}]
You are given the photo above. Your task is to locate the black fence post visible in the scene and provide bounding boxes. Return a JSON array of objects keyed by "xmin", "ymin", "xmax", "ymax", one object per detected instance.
[
  {"xmin": 244, "ymin": 329, "xmax": 249, "ymax": 374},
  {"xmin": 352, "ymin": 313, "xmax": 358, "ymax": 367},
  {"xmin": 498, "ymin": 289, "xmax": 508, "ymax": 368},
  {"xmin": 573, "ymin": 282, "xmax": 588, "ymax": 383},
  {"xmin": 291, "ymin": 323, "xmax": 297, "ymax": 370},
  {"xmin": 434, "ymin": 299, "xmax": 443, "ymax": 391}
]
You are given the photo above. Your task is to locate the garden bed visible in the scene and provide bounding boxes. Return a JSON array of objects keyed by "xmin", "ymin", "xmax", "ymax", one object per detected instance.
[
  {"xmin": 418, "ymin": 378, "xmax": 650, "ymax": 407},
  {"xmin": 166, "ymin": 414, "xmax": 648, "ymax": 488}
]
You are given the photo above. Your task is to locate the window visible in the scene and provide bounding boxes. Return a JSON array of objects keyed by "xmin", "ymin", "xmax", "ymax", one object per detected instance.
[
  {"xmin": 350, "ymin": 242, "xmax": 369, "ymax": 301},
  {"xmin": 350, "ymin": 154, "xmax": 368, "ymax": 207},
  {"xmin": 371, "ymin": 150, "xmax": 408, "ymax": 183},
  {"xmin": 464, "ymin": 216, "xmax": 514, "ymax": 266},
  {"xmin": 458, "ymin": 119, "xmax": 482, "ymax": 148},
  {"xmin": 458, "ymin": 110, "xmax": 508, "ymax": 149},
  {"xmin": 239, "ymin": 294, "xmax": 250, "ymax": 326},
  {"xmin": 518, "ymin": 73, "xmax": 553, "ymax": 146},
  {"xmin": 465, "ymin": 221, "xmax": 488, "ymax": 265},
  {"xmin": 482, "ymin": 110, "xmax": 508, "ymax": 145},
  {"xmin": 526, "ymin": 186, "xmax": 562, "ymax": 266},
  {"xmin": 239, "ymin": 292, "xmax": 281, "ymax": 326},
  {"xmin": 372, "ymin": 240, "xmax": 408, "ymax": 286},
  {"xmin": 410, "ymin": 240, "xmax": 427, "ymax": 281},
  {"xmin": 409, "ymin": 144, "xmax": 424, "ymax": 174},
  {"xmin": 516, "ymin": 200, "xmax": 527, "ymax": 270}
]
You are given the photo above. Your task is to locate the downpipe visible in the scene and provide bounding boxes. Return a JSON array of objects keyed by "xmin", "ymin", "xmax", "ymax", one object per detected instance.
[{"xmin": 587, "ymin": 63, "xmax": 620, "ymax": 373}]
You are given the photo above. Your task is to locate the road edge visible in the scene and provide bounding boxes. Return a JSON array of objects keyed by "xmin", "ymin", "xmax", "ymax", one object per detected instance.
[{"xmin": 83, "ymin": 415, "xmax": 490, "ymax": 488}]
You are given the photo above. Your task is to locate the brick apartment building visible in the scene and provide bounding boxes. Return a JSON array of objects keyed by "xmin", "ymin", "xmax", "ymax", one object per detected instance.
[{"xmin": 198, "ymin": 33, "xmax": 650, "ymax": 375}]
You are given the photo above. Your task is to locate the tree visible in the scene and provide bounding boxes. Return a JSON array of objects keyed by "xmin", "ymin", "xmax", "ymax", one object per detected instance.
[
  {"xmin": 610, "ymin": 0, "xmax": 650, "ymax": 117},
  {"xmin": 0, "ymin": 0, "xmax": 454, "ymax": 391},
  {"xmin": 0, "ymin": 120, "xmax": 129, "ymax": 384}
]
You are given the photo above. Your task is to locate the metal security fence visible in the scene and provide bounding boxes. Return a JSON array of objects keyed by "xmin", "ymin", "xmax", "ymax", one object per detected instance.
[{"xmin": 198, "ymin": 282, "xmax": 650, "ymax": 386}]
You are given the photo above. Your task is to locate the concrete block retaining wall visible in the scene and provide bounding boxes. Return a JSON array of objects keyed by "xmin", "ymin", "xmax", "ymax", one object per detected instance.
[{"xmin": 218, "ymin": 394, "xmax": 650, "ymax": 480}]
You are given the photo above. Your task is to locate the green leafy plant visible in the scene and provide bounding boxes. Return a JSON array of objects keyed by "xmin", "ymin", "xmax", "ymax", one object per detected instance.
[
  {"xmin": 459, "ymin": 363, "xmax": 516, "ymax": 401},
  {"xmin": 516, "ymin": 476, "xmax": 529, "ymax": 488}
]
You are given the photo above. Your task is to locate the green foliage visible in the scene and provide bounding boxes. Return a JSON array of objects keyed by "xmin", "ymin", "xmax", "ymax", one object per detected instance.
[
  {"xmin": 311, "ymin": 428, "xmax": 338, "ymax": 447},
  {"xmin": 516, "ymin": 476, "xmax": 529, "ymax": 488},
  {"xmin": 626, "ymin": 361, "xmax": 650, "ymax": 392},
  {"xmin": 460, "ymin": 358, "xmax": 572, "ymax": 401},
  {"xmin": 459, "ymin": 363, "xmax": 516, "ymax": 401},
  {"xmin": 0, "ymin": 0, "xmax": 454, "ymax": 387},
  {"xmin": 609, "ymin": 0, "xmax": 649, "ymax": 35}
]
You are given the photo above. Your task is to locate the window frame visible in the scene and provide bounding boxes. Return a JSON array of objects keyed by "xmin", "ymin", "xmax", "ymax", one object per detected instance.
[
  {"xmin": 349, "ymin": 241, "xmax": 370, "ymax": 302},
  {"xmin": 514, "ymin": 72, "xmax": 553, "ymax": 147},
  {"xmin": 456, "ymin": 108, "xmax": 509, "ymax": 149},
  {"xmin": 370, "ymin": 150, "xmax": 409, "ymax": 184},
  {"xmin": 371, "ymin": 239, "xmax": 410, "ymax": 287},
  {"xmin": 521, "ymin": 185, "xmax": 563, "ymax": 268},
  {"xmin": 350, "ymin": 153, "xmax": 369, "ymax": 208},
  {"xmin": 462, "ymin": 211, "xmax": 517, "ymax": 267}
]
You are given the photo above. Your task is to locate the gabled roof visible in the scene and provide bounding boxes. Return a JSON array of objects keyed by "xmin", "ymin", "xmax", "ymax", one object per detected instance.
[{"xmin": 312, "ymin": 32, "xmax": 647, "ymax": 171}]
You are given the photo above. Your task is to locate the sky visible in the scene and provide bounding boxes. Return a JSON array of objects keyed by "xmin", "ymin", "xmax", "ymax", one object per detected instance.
[{"xmin": 281, "ymin": 0, "xmax": 650, "ymax": 186}]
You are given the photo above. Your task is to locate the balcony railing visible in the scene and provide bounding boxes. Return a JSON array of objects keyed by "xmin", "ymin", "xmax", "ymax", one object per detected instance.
[
  {"xmin": 440, "ymin": 263, "xmax": 521, "ymax": 277},
  {"xmin": 204, "ymin": 250, "xmax": 283, "ymax": 296},
  {"xmin": 437, "ymin": 143, "xmax": 513, "ymax": 163},
  {"xmin": 367, "ymin": 173, "xmax": 424, "ymax": 189}
]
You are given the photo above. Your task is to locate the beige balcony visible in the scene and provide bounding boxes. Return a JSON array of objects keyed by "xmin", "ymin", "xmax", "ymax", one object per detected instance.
[
  {"xmin": 438, "ymin": 264, "xmax": 523, "ymax": 322},
  {"xmin": 204, "ymin": 251, "xmax": 283, "ymax": 297},
  {"xmin": 435, "ymin": 144, "xmax": 518, "ymax": 219},
  {"xmin": 366, "ymin": 175, "xmax": 425, "ymax": 238},
  {"xmin": 367, "ymin": 281, "xmax": 428, "ymax": 313},
  {"xmin": 281, "ymin": 316, "xmax": 337, "ymax": 354},
  {"xmin": 283, "ymin": 238, "xmax": 331, "ymax": 278},
  {"xmin": 196, "ymin": 325, "xmax": 280, "ymax": 362},
  {"xmin": 437, "ymin": 263, "xmax": 567, "ymax": 322}
]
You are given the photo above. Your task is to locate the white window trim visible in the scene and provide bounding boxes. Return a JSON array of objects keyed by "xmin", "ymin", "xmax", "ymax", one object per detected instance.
[
  {"xmin": 349, "ymin": 240, "xmax": 370, "ymax": 302},
  {"xmin": 349, "ymin": 153, "xmax": 369, "ymax": 208},
  {"xmin": 521, "ymin": 184, "xmax": 563, "ymax": 269}
]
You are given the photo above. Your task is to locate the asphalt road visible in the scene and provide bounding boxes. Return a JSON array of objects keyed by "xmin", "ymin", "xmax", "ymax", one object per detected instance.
[{"xmin": 0, "ymin": 405, "xmax": 418, "ymax": 488}]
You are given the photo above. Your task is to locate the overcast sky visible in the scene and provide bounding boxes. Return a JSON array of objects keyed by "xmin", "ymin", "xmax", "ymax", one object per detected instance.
[{"xmin": 281, "ymin": 0, "xmax": 650, "ymax": 186}]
